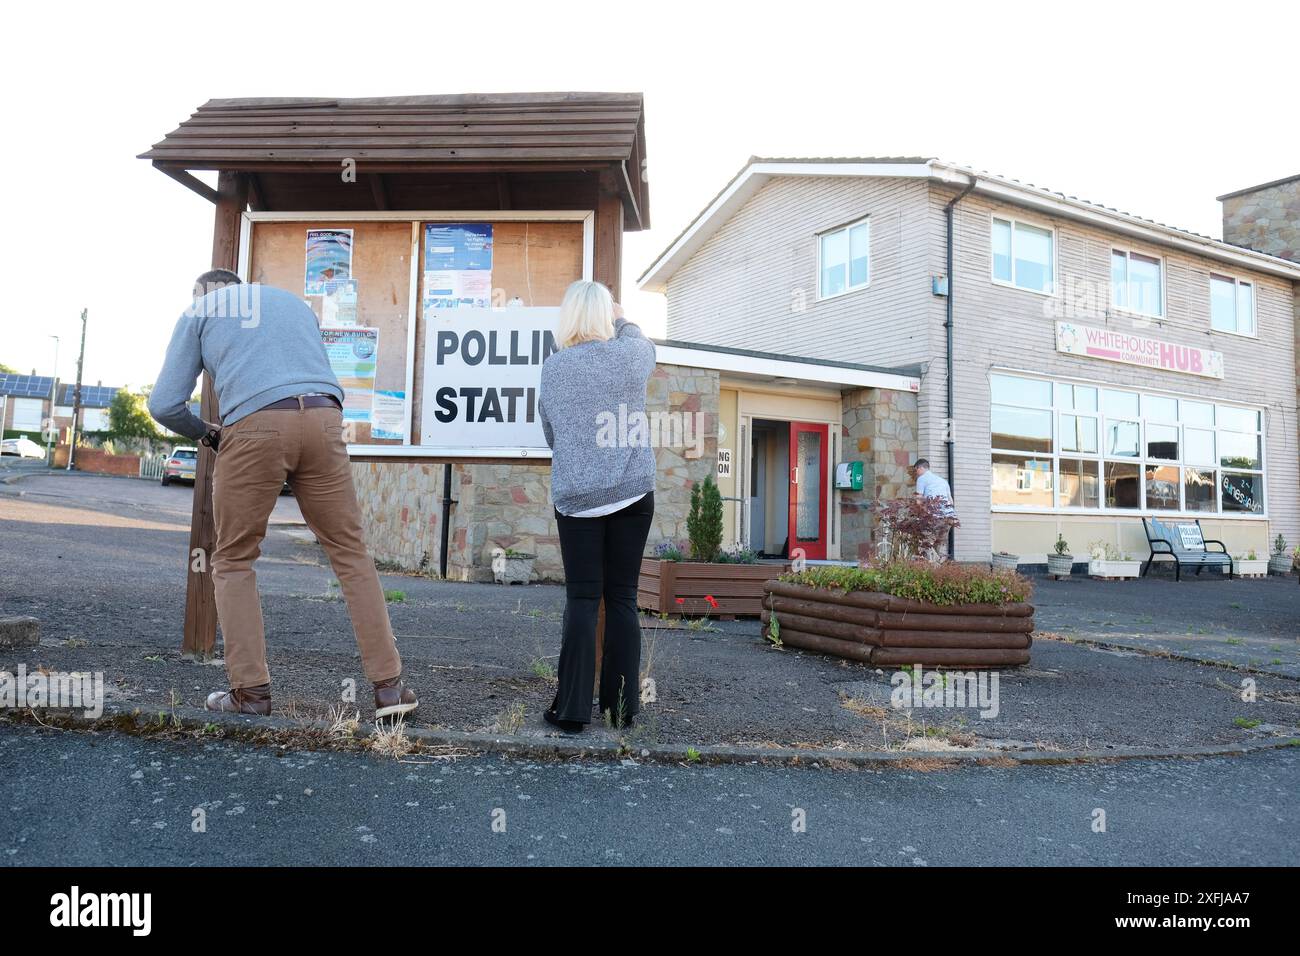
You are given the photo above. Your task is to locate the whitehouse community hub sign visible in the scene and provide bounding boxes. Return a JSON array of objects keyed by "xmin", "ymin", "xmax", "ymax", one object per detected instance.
[
  {"xmin": 420, "ymin": 308, "xmax": 559, "ymax": 454},
  {"xmin": 1055, "ymin": 322, "xmax": 1225, "ymax": 379}
]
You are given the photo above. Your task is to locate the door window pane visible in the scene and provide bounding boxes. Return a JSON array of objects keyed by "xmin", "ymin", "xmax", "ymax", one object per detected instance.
[
  {"xmin": 992, "ymin": 218, "xmax": 1012, "ymax": 283},
  {"xmin": 991, "ymin": 406, "xmax": 1053, "ymax": 453},
  {"xmin": 1059, "ymin": 459, "xmax": 1099, "ymax": 508},
  {"xmin": 1220, "ymin": 472, "xmax": 1263, "ymax": 514},
  {"xmin": 795, "ymin": 430, "xmax": 822, "ymax": 540},
  {"xmin": 991, "ymin": 373, "xmax": 1051, "ymax": 406},
  {"xmin": 1106, "ymin": 420, "xmax": 1140, "ymax": 457},
  {"xmin": 1104, "ymin": 462, "xmax": 1141, "ymax": 509},
  {"xmin": 1145, "ymin": 465, "xmax": 1180, "ymax": 510},
  {"xmin": 1219, "ymin": 430, "xmax": 1260, "ymax": 469},
  {"xmin": 1146, "ymin": 423, "xmax": 1179, "ymax": 461},
  {"xmin": 992, "ymin": 454, "xmax": 1054, "ymax": 506},
  {"xmin": 1185, "ymin": 428, "xmax": 1215, "ymax": 465},
  {"xmin": 1060, "ymin": 414, "xmax": 1098, "ymax": 453},
  {"xmin": 1183, "ymin": 467, "xmax": 1217, "ymax": 512}
]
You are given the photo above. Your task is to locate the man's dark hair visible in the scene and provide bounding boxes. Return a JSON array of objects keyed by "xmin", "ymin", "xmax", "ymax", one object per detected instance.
[
  {"xmin": 914, "ymin": 458, "xmax": 930, "ymax": 470},
  {"xmin": 194, "ymin": 269, "xmax": 243, "ymax": 297}
]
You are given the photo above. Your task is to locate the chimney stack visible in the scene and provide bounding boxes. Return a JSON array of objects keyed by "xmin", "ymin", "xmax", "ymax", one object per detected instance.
[{"xmin": 1218, "ymin": 174, "xmax": 1300, "ymax": 262}]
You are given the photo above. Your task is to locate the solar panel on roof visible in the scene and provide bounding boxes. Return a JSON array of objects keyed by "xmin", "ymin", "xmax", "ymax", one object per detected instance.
[{"xmin": 0, "ymin": 375, "xmax": 55, "ymax": 398}]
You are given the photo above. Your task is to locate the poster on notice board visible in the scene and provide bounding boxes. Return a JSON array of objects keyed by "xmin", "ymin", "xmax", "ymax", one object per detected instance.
[
  {"xmin": 320, "ymin": 326, "xmax": 378, "ymax": 423},
  {"xmin": 305, "ymin": 229, "xmax": 353, "ymax": 296},
  {"xmin": 423, "ymin": 223, "xmax": 493, "ymax": 311}
]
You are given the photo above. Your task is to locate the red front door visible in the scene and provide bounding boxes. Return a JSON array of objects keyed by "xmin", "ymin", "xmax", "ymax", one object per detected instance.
[{"xmin": 788, "ymin": 422, "xmax": 828, "ymax": 560}]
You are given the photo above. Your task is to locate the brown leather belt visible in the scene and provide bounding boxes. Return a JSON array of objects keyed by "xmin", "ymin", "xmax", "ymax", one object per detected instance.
[{"xmin": 257, "ymin": 395, "xmax": 341, "ymax": 412}]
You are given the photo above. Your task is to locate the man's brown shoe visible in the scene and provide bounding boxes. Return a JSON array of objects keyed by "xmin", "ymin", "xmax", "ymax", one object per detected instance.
[
  {"xmin": 205, "ymin": 683, "xmax": 272, "ymax": 716},
  {"xmin": 374, "ymin": 676, "xmax": 418, "ymax": 720}
]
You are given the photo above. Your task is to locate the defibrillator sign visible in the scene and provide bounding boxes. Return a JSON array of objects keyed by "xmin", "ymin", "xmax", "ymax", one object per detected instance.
[{"xmin": 419, "ymin": 307, "xmax": 560, "ymax": 452}]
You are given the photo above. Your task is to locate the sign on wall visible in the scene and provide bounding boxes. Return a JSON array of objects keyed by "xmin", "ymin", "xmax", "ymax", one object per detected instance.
[
  {"xmin": 717, "ymin": 448, "xmax": 732, "ymax": 478},
  {"xmin": 420, "ymin": 308, "xmax": 559, "ymax": 451},
  {"xmin": 1055, "ymin": 322, "xmax": 1224, "ymax": 379}
]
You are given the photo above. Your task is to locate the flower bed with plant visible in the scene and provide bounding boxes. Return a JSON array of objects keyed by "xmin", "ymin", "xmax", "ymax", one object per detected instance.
[
  {"xmin": 760, "ymin": 495, "xmax": 1034, "ymax": 667},
  {"xmin": 637, "ymin": 475, "xmax": 783, "ymax": 618}
]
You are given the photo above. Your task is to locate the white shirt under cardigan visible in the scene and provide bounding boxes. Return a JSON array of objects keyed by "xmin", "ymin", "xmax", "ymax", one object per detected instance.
[{"xmin": 563, "ymin": 493, "xmax": 647, "ymax": 518}]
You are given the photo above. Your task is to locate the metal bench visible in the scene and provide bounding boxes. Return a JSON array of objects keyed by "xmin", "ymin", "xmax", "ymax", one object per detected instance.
[{"xmin": 1142, "ymin": 517, "xmax": 1234, "ymax": 581}]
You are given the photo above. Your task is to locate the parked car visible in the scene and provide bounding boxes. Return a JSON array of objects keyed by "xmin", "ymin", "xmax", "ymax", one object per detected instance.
[
  {"xmin": 0, "ymin": 437, "xmax": 45, "ymax": 459},
  {"xmin": 160, "ymin": 447, "xmax": 198, "ymax": 485}
]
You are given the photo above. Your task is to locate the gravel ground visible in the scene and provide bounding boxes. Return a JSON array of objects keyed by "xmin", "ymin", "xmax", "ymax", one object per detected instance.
[{"xmin": 3, "ymin": 472, "xmax": 1298, "ymax": 754}]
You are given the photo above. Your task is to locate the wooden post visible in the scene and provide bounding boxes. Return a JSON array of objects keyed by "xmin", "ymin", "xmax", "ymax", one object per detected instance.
[
  {"xmin": 182, "ymin": 171, "xmax": 247, "ymax": 658},
  {"xmin": 591, "ymin": 167, "xmax": 626, "ymax": 698}
]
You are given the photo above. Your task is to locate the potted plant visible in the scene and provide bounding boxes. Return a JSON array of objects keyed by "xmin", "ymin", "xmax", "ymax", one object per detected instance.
[
  {"xmin": 1047, "ymin": 534, "xmax": 1074, "ymax": 579},
  {"xmin": 492, "ymin": 547, "xmax": 536, "ymax": 585},
  {"xmin": 1269, "ymin": 535, "xmax": 1292, "ymax": 576},
  {"xmin": 991, "ymin": 551, "xmax": 1020, "ymax": 572},
  {"xmin": 761, "ymin": 561, "xmax": 1034, "ymax": 667},
  {"xmin": 1236, "ymin": 549, "xmax": 1268, "ymax": 578},
  {"xmin": 1087, "ymin": 541, "xmax": 1140, "ymax": 580},
  {"xmin": 638, "ymin": 475, "xmax": 784, "ymax": 617}
]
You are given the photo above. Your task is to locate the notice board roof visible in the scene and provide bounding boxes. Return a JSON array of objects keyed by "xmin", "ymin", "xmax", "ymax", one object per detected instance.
[{"xmin": 140, "ymin": 92, "xmax": 650, "ymax": 228}]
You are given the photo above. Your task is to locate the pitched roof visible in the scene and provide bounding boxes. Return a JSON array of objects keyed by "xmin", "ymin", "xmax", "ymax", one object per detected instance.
[
  {"xmin": 639, "ymin": 157, "xmax": 1300, "ymax": 291},
  {"xmin": 140, "ymin": 92, "xmax": 650, "ymax": 227}
]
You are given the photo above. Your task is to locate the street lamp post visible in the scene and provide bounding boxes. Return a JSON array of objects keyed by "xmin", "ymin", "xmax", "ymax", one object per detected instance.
[{"xmin": 46, "ymin": 335, "xmax": 60, "ymax": 465}]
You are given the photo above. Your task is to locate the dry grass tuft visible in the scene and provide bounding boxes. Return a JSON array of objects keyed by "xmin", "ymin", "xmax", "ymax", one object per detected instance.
[{"xmin": 370, "ymin": 716, "xmax": 414, "ymax": 758}]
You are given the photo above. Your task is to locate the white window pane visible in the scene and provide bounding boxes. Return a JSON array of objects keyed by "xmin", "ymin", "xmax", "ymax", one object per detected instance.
[
  {"xmin": 1144, "ymin": 395, "xmax": 1177, "ymax": 422},
  {"xmin": 820, "ymin": 229, "xmax": 847, "ymax": 297},
  {"xmin": 1059, "ymin": 459, "xmax": 1100, "ymax": 508},
  {"xmin": 1181, "ymin": 401, "xmax": 1214, "ymax": 427},
  {"xmin": 992, "ymin": 406, "xmax": 1053, "ymax": 452},
  {"xmin": 1111, "ymin": 252, "xmax": 1127, "ymax": 308},
  {"xmin": 1185, "ymin": 428, "xmax": 1215, "ymax": 465},
  {"xmin": 1183, "ymin": 467, "xmax": 1217, "ymax": 512},
  {"xmin": 1221, "ymin": 472, "xmax": 1263, "ymax": 514},
  {"xmin": 991, "ymin": 374, "xmax": 1051, "ymax": 407},
  {"xmin": 1013, "ymin": 222, "xmax": 1053, "ymax": 292},
  {"xmin": 1129, "ymin": 253, "xmax": 1162, "ymax": 316},
  {"xmin": 1210, "ymin": 275, "xmax": 1236, "ymax": 332},
  {"xmin": 849, "ymin": 223, "xmax": 869, "ymax": 287},
  {"xmin": 1219, "ymin": 430, "xmax": 1260, "ymax": 469},
  {"xmin": 993, "ymin": 219, "xmax": 1012, "ymax": 283},
  {"xmin": 1102, "ymin": 389, "xmax": 1139, "ymax": 419},
  {"xmin": 1146, "ymin": 422, "xmax": 1179, "ymax": 461},
  {"xmin": 1217, "ymin": 405, "xmax": 1258, "ymax": 432},
  {"xmin": 1106, "ymin": 420, "xmax": 1141, "ymax": 457},
  {"xmin": 1237, "ymin": 282, "xmax": 1255, "ymax": 335},
  {"xmin": 992, "ymin": 454, "xmax": 1054, "ymax": 506},
  {"xmin": 1060, "ymin": 414, "xmax": 1098, "ymax": 454}
]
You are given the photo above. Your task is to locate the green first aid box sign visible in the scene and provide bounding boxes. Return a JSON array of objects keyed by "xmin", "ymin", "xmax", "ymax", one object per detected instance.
[{"xmin": 834, "ymin": 461, "xmax": 863, "ymax": 491}]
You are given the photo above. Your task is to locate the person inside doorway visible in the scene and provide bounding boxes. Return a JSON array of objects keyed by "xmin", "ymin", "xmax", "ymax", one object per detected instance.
[
  {"xmin": 539, "ymin": 280, "xmax": 656, "ymax": 733},
  {"xmin": 148, "ymin": 270, "xmax": 418, "ymax": 720},
  {"xmin": 912, "ymin": 458, "xmax": 955, "ymax": 513}
]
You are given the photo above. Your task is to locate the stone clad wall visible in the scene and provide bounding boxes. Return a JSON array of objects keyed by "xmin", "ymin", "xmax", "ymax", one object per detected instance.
[
  {"xmin": 1222, "ymin": 178, "xmax": 1300, "ymax": 263},
  {"xmin": 839, "ymin": 387, "xmax": 919, "ymax": 562},
  {"xmin": 350, "ymin": 361, "xmax": 719, "ymax": 582}
]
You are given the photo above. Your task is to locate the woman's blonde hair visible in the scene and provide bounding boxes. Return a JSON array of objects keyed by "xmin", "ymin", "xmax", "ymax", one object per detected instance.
[{"xmin": 555, "ymin": 280, "xmax": 615, "ymax": 348}]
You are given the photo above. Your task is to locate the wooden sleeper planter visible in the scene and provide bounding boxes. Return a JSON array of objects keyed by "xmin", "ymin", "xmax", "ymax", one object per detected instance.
[
  {"xmin": 761, "ymin": 581, "xmax": 1033, "ymax": 668},
  {"xmin": 638, "ymin": 558, "xmax": 786, "ymax": 618}
]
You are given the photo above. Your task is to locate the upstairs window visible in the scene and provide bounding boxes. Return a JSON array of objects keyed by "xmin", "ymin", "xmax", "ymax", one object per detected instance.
[
  {"xmin": 992, "ymin": 217, "xmax": 1054, "ymax": 293},
  {"xmin": 1111, "ymin": 249, "xmax": 1163, "ymax": 317},
  {"xmin": 1210, "ymin": 274, "xmax": 1256, "ymax": 336},
  {"xmin": 818, "ymin": 218, "xmax": 869, "ymax": 299}
]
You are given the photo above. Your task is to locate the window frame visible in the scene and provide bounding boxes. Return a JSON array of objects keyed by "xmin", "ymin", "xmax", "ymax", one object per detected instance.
[
  {"xmin": 1208, "ymin": 272, "xmax": 1258, "ymax": 338},
  {"xmin": 815, "ymin": 215, "xmax": 871, "ymax": 301},
  {"xmin": 1110, "ymin": 246, "xmax": 1167, "ymax": 319},
  {"xmin": 989, "ymin": 369, "xmax": 1266, "ymax": 519},
  {"xmin": 990, "ymin": 214, "xmax": 1057, "ymax": 297}
]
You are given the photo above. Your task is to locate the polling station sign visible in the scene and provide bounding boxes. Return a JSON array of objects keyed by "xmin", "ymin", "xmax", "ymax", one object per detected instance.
[{"xmin": 420, "ymin": 308, "xmax": 559, "ymax": 454}]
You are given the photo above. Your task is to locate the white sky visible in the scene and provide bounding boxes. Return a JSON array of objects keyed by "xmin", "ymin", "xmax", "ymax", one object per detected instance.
[{"xmin": 2, "ymin": 0, "xmax": 1296, "ymax": 390}]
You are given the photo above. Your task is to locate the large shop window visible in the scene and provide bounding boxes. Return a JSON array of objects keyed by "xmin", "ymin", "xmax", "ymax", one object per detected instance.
[{"xmin": 990, "ymin": 373, "xmax": 1265, "ymax": 515}]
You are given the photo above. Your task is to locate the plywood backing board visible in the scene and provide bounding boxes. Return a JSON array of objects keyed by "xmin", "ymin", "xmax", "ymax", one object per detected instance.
[{"xmin": 247, "ymin": 220, "xmax": 412, "ymax": 444}]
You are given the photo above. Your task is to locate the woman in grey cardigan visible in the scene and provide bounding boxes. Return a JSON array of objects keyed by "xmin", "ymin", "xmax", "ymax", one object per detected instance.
[{"xmin": 539, "ymin": 280, "xmax": 656, "ymax": 732}]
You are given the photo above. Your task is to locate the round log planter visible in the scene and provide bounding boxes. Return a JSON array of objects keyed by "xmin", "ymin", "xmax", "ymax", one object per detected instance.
[{"xmin": 761, "ymin": 581, "xmax": 1033, "ymax": 668}]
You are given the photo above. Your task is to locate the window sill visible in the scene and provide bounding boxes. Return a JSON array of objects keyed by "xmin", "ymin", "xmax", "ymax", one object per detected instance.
[
  {"xmin": 816, "ymin": 282, "xmax": 870, "ymax": 304},
  {"xmin": 991, "ymin": 278, "xmax": 1056, "ymax": 298}
]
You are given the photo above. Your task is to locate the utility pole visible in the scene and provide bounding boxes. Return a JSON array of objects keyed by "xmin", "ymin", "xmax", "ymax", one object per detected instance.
[{"xmin": 66, "ymin": 309, "xmax": 87, "ymax": 471}]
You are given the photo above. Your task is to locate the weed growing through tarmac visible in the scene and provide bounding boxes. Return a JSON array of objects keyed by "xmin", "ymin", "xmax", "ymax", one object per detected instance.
[
  {"xmin": 1234, "ymin": 717, "xmax": 1261, "ymax": 729},
  {"xmin": 492, "ymin": 701, "xmax": 527, "ymax": 734},
  {"xmin": 328, "ymin": 704, "xmax": 360, "ymax": 740},
  {"xmin": 370, "ymin": 716, "xmax": 413, "ymax": 758},
  {"xmin": 528, "ymin": 657, "xmax": 557, "ymax": 681},
  {"xmin": 383, "ymin": 589, "xmax": 406, "ymax": 603}
]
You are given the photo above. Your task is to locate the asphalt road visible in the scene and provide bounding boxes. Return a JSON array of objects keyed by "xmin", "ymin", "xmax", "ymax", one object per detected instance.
[{"xmin": 1, "ymin": 723, "xmax": 1295, "ymax": 866}]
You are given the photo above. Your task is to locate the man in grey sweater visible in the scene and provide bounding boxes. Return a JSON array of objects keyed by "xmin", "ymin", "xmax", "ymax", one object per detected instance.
[{"xmin": 150, "ymin": 270, "xmax": 417, "ymax": 719}]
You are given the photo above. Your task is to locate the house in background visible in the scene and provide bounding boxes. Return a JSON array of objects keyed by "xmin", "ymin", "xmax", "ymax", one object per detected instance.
[
  {"xmin": 0, "ymin": 374, "xmax": 119, "ymax": 441},
  {"xmin": 639, "ymin": 158, "xmax": 1300, "ymax": 566}
]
